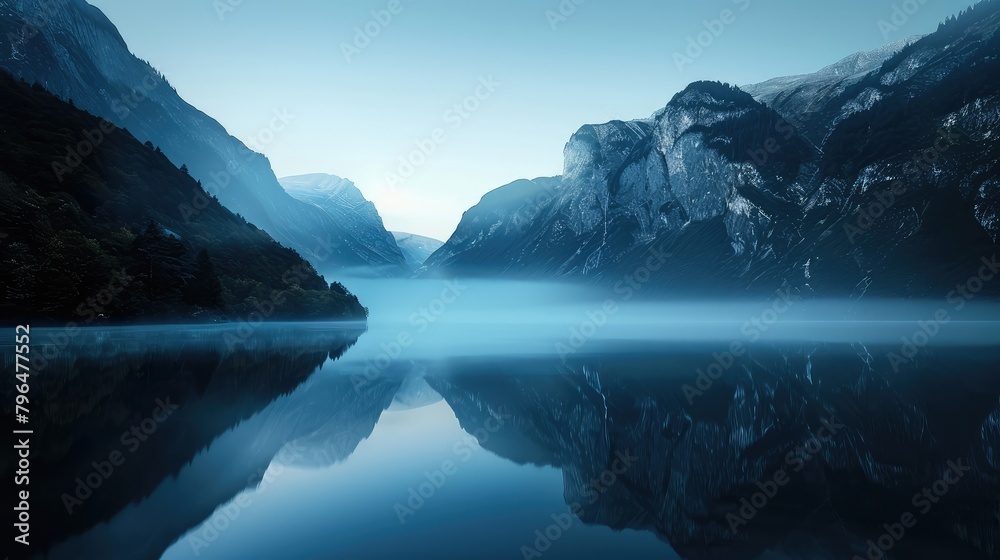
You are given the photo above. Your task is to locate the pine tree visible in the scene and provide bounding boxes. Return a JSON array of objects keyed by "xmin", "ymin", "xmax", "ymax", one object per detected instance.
[
  {"xmin": 185, "ymin": 249, "xmax": 223, "ymax": 309},
  {"xmin": 129, "ymin": 221, "xmax": 188, "ymax": 307}
]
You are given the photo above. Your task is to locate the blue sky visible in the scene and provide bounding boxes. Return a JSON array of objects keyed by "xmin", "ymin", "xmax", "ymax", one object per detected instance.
[{"xmin": 88, "ymin": 0, "xmax": 976, "ymax": 240}]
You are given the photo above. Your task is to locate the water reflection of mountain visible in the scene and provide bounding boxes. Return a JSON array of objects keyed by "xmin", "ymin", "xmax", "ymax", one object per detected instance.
[
  {"xmin": 0, "ymin": 325, "xmax": 374, "ymax": 559},
  {"xmin": 427, "ymin": 344, "xmax": 1000, "ymax": 560},
  {"xmin": 13, "ymin": 332, "xmax": 999, "ymax": 560},
  {"xmin": 44, "ymin": 367, "xmax": 403, "ymax": 560}
]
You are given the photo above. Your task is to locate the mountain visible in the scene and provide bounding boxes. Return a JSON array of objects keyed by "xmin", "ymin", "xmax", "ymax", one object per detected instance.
[
  {"xmin": 425, "ymin": 3, "xmax": 1000, "ymax": 299},
  {"xmin": 743, "ymin": 36, "xmax": 923, "ymax": 144},
  {"xmin": 425, "ymin": 90, "xmax": 816, "ymax": 287},
  {"xmin": 0, "ymin": 69, "xmax": 366, "ymax": 323},
  {"xmin": 278, "ymin": 174, "xmax": 410, "ymax": 277},
  {"xmin": 422, "ymin": 177, "xmax": 562, "ymax": 274},
  {"xmin": 391, "ymin": 231, "xmax": 443, "ymax": 270},
  {"xmin": 0, "ymin": 0, "xmax": 402, "ymax": 278}
]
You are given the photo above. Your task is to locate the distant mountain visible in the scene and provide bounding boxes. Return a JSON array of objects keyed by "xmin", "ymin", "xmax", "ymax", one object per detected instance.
[
  {"xmin": 422, "ymin": 177, "xmax": 562, "ymax": 274},
  {"xmin": 279, "ymin": 174, "xmax": 410, "ymax": 277},
  {"xmin": 391, "ymin": 232, "xmax": 443, "ymax": 270},
  {"xmin": 0, "ymin": 0, "xmax": 402, "ymax": 278},
  {"xmin": 425, "ymin": 3, "xmax": 1000, "ymax": 299},
  {"xmin": 0, "ymin": 70, "xmax": 366, "ymax": 323}
]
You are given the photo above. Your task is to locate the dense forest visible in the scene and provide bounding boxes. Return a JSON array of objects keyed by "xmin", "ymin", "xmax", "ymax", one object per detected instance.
[{"xmin": 0, "ymin": 70, "xmax": 367, "ymax": 324}]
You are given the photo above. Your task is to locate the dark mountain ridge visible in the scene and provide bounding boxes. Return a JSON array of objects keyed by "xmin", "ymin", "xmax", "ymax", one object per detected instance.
[
  {"xmin": 0, "ymin": 69, "xmax": 366, "ymax": 323},
  {"xmin": 0, "ymin": 0, "xmax": 410, "ymax": 278}
]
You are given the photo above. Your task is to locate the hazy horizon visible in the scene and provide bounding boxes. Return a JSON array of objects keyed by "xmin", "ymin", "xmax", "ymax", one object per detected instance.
[{"xmin": 88, "ymin": 0, "xmax": 977, "ymax": 241}]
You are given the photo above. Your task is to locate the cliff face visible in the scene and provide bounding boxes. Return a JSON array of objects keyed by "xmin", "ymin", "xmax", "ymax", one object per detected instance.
[
  {"xmin": 427, "ymin": 5, "xmax": 1000, "ymax": 298},
  {"xmin": 425, "ymin": 84, "xmax": 817, "ymax": 287}
]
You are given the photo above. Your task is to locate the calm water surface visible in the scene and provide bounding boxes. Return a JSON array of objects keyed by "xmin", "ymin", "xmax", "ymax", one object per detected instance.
[{"xmin": 5, "ymin": 281, "xmax": 1000, "ymax": 560}]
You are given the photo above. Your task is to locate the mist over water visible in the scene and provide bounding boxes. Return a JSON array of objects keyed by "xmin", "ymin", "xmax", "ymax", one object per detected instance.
[
  {"xmin": 337, "ymin": 277, "xmax": 1000, "ymax": 365},
  {"xmin": 6, "ymin": 280, "xmax": 999, "ymax": 560}
]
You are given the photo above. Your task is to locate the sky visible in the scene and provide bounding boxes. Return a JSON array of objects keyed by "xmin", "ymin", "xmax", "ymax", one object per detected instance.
[{"xmin": 87, "ymin": 0, "xmax": 976, "ymax": 241}]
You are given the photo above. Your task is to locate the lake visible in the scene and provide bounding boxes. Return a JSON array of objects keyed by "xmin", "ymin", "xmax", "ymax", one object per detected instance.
[{"xmin": 5, "ymin": 279, "xmax": 1000, "ymax": 560}]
